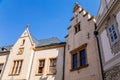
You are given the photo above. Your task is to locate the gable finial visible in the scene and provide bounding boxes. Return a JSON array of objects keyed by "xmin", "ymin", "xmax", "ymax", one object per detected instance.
[
  {"xmin": 26, "ymin": 24, "xmax": 30, "ymax": 29},
  {"xmin": 75, "ymin": 2, "xmax": 79, "ymax": 5}
]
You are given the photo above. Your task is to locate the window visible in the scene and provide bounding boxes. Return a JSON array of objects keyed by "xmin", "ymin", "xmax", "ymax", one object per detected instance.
[
  {"xmin": 71, "ymin": 43, "xmax": 88, "ymax": 71},
  {"xmin": 49, "ymin": 58, "xmax": 57, "ymax": 74},
  {"xmin": 10, "ymin": 60, "xmax": 23, "ymax": 75},
  {"xmin": 37, "ymin": 60, "xmax": 45, "ymax": 74},
  {"xmin": 0, "ymin": 64, "xmax": 4, "ymax": 74},
  {"xmin": 73, "ymin": 54, "xmax": 78, "ymax": 69},
  {"xmin": 21, "ymin": 39, "xmax": 25, "ymax": 46},
  {"xmin": 80, "ymin": 50, "xmax": 86, "ymax": 66},
  {"xmin": 74, "ymin": 23, "xmax": 81, "ymax": 34},
  {"xmin": 108, "ymin": 24, "xmax": 118, "ymax": 44}
]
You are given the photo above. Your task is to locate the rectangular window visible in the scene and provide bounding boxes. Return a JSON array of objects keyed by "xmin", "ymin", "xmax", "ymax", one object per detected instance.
[
  {"xmin": 38, "ymin": 60, "xmax": 45, "ymax": 74},
  {"xmin": 11, "ymin": 60, "xmax": 23, "ymax": 75},
  {"xmin": 0, "ymin": 64, "xmax": 4, "ymax": 74},
  {"xmin": 72, "ymin": 54, "xmax": 78, "ymax": 69},
  {"xmin": 74, "ymin": 23, "xmax": 81, "ymax": 34},
  {"xmin": 71, "ymin": 43, "xmax": 88, "ymax": 71},
  {"xmin": 108, "ymin": 24, "xmax": 118, "ymax": 44},
  {"xmin": 49, "ymin": 58, "xmax": 57, "ymax": 74},
  {"xmin": 80, "ymin": 49, "xmax": 86, "ymax": 66}
]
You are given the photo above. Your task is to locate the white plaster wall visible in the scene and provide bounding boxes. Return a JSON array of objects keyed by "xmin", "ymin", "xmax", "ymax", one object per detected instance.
[
  {"xmin": 106, "ymin": 0, "xmax": 110, "ymax": 4},
  {"xmin": 1, "ymin": 36, "xmax": 34, "ymax": 80},
  {"xmin": 55, "ymin": 47, "xmax": 64, "ymax": 80},
  {"xmin": 100, "ymin": 29, "xmax": 114, "ymax": 62},
  {"xmin": 116, "ymin": 11, "xmax": 120, "ymax": 33},
  {"xmin": 30, "ymin": 47, "xmax": 64, "ymax": 80},
  {"xmin": 0, "ymin": 54, "xmax": 8, "ymax": 78},
  {"xmin": 97, "ymin": 0, "xmax": 106, "ymax": 17},
  {"xmin": 0, "ymin": 55, "xmax": 7, "ymax": 64}
]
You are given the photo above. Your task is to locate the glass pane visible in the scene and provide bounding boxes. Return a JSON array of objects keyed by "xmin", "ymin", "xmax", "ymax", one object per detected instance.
[
  {"xmin": 112, "ymin": 25, "xmax": 115, "ymax": 30},
  {"xmin": 73, "ymin": 54, "xmax": 78, "ymax": 69},
  {"xmin": 113, "ymin": 31, "xmax": 118, "ymax": 40},
  {"xmin": 110, "ymin": 34, "xmax": 114, "ymax": 42},
  {"xmin": 109, "ymin": 28, "xmax": 112, "ymax": 32},
  {"xmin": 80, "ymin": 50, "xmax": 86, "ymax": 66}
]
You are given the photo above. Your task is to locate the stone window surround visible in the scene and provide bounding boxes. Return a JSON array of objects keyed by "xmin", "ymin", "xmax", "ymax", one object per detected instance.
[
  {"xmin": 47, "ymin": 58, "xmax": 57, "ymax": 75},
  {"xmin": 35, "ymin": 59, "xmax": 45, "ymax": 76},
  {"xmin": 106, "ymin": 15, "xmax": 120, "ymax": 54},
  {"xmin": 70, "ymin": 43, "xmax": 88, "ymax": 72},
  {"xmin": 9, "ymin": 59, "xmax": 23, "ymax": 76},
  {"xmin": 74, "ymin": 22, "xmax": 81, "ymax": 34}
]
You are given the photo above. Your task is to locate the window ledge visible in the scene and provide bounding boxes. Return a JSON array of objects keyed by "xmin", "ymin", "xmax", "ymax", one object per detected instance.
[
  {"xmin": 47, "ymin": 73, "xmax": 56, "ymax": 75},
  {"xmin": 35, "ymin": 73, "xmax": 43, "ymax": 76},
  {"xmin": 9, "ymin": 74, "xmax": 20, "ymax": 76},
  {"xmin": 70, "ymin": 64, "xmax": 89, "ymax": 72}
]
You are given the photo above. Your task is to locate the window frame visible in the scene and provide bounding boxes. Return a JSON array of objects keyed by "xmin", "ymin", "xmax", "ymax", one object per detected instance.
[
  {"xmin": 70, "ymin": 43, "xmax": 88, "ymax": 71},
  {"xmin": 74, "ymin": 22, "xmax": 81, "ymax": 34},
  {"xmin": 47, "ymin": 57, "xmax": 57, "ymax": 75},
  {"xmin": 9, "ymin": 59, "xmax": 23, "ymax": 76},
  {"xmin": 106, "ymin": 16, "xmax": 120, "ymax": 46},
  {"xmin": 35, "ymin": 59, "xmax": 45, "ymax": 76}
]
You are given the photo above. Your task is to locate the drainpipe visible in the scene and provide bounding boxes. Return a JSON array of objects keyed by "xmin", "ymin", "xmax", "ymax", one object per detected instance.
[
  {"xmin": 94, "ymin": 23, "xmax": 104, "ymax": 80},
  {"xmin": 62, "ymin": 45, "xmax": 66, "ymax": 80}
]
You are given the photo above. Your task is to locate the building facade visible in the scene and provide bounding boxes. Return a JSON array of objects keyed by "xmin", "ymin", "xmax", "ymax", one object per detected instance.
[
  {"xmin": 96, "ymin": 0, "xmax": 120, "ymax": 79},
  {"xmin": 0, "ymin": 2, "xmax": 106, "ymax": 80},
  {"xmin": 64, "ymin": 3, "xmax": 102, "ymax": 80},
  {"xmin": 0, "ymin": 26, "xmax": 65, "ymax": 80}
]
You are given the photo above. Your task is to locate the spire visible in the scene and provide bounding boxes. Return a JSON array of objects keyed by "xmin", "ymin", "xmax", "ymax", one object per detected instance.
[
  {"xmin": 26, "ymin": 24, "xmax": 30, "ymax": 29},
  {"xmin": 75, "ymin": 2, "xmax": 79, "ymax": 5}
]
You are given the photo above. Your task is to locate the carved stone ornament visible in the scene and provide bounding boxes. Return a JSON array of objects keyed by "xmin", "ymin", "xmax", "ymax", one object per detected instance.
[{"xmin": 104, "ymin": 65, "xmax": 120, "ymax": 80}]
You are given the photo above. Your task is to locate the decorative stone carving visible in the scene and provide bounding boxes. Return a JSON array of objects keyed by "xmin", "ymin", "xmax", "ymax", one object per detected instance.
[
  {"xmin": 112, "ymin": 40, "xmax": 120, "ymax": 54},
  {"xmin": 104, "ymin": 65, "xmax": 120, "ymax": 80}
]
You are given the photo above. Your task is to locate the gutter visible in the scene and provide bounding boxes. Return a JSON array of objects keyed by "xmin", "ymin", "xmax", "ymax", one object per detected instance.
[
  {"xmin": 62, "ymin": 45, "xmax": 66, "ymax": 80},
  {"xmin": 94, "ymin": 23, "xmax": 104, "ymax": 80}
]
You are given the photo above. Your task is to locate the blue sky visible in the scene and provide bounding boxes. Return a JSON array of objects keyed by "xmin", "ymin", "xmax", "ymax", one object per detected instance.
[{"xmin": 0, "ymin": 0, "xmax": 100, "ymax": 46}]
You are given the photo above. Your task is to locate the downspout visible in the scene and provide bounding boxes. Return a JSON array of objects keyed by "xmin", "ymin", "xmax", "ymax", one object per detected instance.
[
  {"xmin": 94, "ymin": 23, "xmax": 104, "ymax": 80},
  {"xmin": 62, "ymin": 44, "xmax": 66, "ymax": 80}
]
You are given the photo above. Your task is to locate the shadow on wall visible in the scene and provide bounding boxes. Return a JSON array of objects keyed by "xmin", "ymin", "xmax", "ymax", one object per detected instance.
[{"xmin": 39, "ymin": 76, "xmax": 48, "ymax": 80}]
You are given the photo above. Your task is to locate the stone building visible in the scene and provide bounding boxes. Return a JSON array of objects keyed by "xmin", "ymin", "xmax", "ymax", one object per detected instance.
[
  {"xmin": 64, "ymin": 3, "xmax": 102, "ymax": 80},
  {"xmin": 96, "ymin": 0, "xmax": 120, "ymax": 79},
  {"xmin": 0, "ymin": 26, "xmax": 65, "ymax": 80}
]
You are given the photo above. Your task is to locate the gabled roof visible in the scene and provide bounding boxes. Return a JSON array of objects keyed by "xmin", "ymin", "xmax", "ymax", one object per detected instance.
[
  {"xmin": 31, "ymin": 36, "xmax": 61, "ymax": 47},
  {"xmin": 0, "ymin": 37, "xmax": 62, "ymax": 53},
  {"xmin": 0, "ymin": 25, "xmax": 65, "ymax": 53}
]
